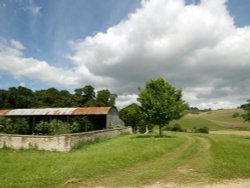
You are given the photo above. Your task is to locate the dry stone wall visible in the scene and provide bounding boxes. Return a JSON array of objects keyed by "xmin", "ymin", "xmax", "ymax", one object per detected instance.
[{"xmin": 0, "ymin": 127, "xmax": 132, "ymax": 152}]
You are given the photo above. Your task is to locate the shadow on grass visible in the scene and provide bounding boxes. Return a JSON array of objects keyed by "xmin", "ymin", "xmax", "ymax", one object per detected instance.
[{"xmin": 130, "ymin": 134, "xmax": 176, "ymax": 139}]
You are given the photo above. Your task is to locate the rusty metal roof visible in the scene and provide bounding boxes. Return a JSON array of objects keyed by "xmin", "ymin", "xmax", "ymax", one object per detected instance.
[{"xmin": 0, "ymin": 107, "xmax": 113, "ymax": 116}]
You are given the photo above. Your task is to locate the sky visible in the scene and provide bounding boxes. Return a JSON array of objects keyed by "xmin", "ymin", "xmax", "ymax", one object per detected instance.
[{"xmin": 0, "ymin": 0, "xmax": 250, "ymax": 109}]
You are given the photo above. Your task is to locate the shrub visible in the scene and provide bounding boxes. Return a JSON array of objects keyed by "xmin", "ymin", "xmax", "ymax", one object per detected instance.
[
  {"xmin": 195, "ymin": 126, "xmax": 209, "ymax": 134},
  {"xmin": 14, "ymin": 118, "xmax": 29, "ymax": 135},
  {"xmin": 171, "ymin": 123, "xmax": 185, "ymax": 132},
  {"xmin": 166, "ymin": 123, "xmax": 186, "ymax": 132},
  {"xmin": 69, "ymin": 122, "xmax": 81, "ymax": 133},
  {"xmin": 35, "ymin": 121, "xmax": 49, "ymax": 135},
  {"xmin": 0, "ymin": 116, "xmax": 5, "ymax": 132},
  {"xmin": 232, "ymin": 112, "xmax": 240, "ymax": 118},
  {"xmin": 4, "ymin": 118, "xmax": 15, "ymax": 134},
  {"xmin": 49, "ymin": 119, "xmax": 70, "ymax": 135}
]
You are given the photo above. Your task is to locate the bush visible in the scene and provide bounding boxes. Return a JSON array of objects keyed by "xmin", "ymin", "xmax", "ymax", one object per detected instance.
[
  {"xmin": 166, "ymin": 123, "xmax": 186, "ymax": 132},
  {"xmin": 3, "ymin": 118, "xmax": 15, "ymax": 134},
  {"xmin": 194, "ymin": 126, "xmax": 209, "ymax": 134},
  {"xmin": 14, "ymin": 118, "xmax": 29, "ymax": 135},
  {"xmin": 232, "ymin": 112, "xmax": 240, "ymax": 118},
  {"xmin": 69, "ymin": 122, "xmax": 81, "ymax": 133},
  {"xmin": 35, "ymin": 121, "xmax": 49, "ymax": 135},
  {"xmin": 172, "ymin": 123, "xmax": 185, "ymax": 132},
  {"xmin": 0, "ymin": 116, "xmax": 5, "ymax": 132}
]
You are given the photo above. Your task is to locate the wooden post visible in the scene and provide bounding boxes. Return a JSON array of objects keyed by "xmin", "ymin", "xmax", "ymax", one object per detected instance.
[
  {"xmin": 32, "ymin": 116, "xmax": 36, "ymax": 134},
  {"xmin": 67, "ymin": 116, "xmax": 69, "ymax": 123}
]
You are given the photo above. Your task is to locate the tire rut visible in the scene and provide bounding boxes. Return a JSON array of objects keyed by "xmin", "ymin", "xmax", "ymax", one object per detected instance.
[{"xmin": 77, "ymin": 135, "xmax": 196, "ymax": 187}]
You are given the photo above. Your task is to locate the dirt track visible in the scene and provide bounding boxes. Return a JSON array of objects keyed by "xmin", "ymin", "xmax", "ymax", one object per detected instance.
[
  {"xmin": 143, "ymin": 179, "xmax": 250, "ymax": 188},
  {"xmin": 210, "ymin": 130, "xmax": 250, "ymax": 136}
]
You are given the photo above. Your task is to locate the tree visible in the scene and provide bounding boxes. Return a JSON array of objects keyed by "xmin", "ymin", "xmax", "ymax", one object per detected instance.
[
  {"xmin": 119, "ymin": 103, "xmax": 145, "ymax": 133},
  {"xmin": 242, "ymin": 100, "xmax": 250, "ymax": 122},
  {"xmin": 74, "ymin": 85, "xmax": 96, "ymax": 107},
  {"xmin": 0, "ymin": 90, "xmax": 8, "ymax": 109},
  {"xmin": 138, "ymin": 78, "xmax": 187, "ymax": 137},
  {"xmin": 7, "ymin": 86, "xmax": 33, "ymax": 108},
  {"xmin": 96, "ymin": 89, "xmax": 117, "ymax": 107}
]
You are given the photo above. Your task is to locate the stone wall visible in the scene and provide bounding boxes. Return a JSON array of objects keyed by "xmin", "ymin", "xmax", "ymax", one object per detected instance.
[{"xmin": 0, "ymin": 127, "xmax": 132, "ymax": 152}]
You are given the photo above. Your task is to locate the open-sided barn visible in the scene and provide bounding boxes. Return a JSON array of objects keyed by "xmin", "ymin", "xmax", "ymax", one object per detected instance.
[{"xmin": 0, "ymin": 107, "xmax": 124, "ymax": 134}]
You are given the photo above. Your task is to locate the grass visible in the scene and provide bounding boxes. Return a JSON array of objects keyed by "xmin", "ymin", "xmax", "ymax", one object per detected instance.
[
  {"xmin": 170, "ymin": 114, "xmax": 223, "ymax": 130},
  {"xmin": 1, "ymin": 109, "xmax": 250, "ymax": 187},
  {"xmin": 0, "ymin": 133, "xmax": 185, "ymax": 187}
]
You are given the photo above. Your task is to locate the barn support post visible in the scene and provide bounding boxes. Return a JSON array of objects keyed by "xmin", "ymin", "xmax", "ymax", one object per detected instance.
[
  {"xmin": 32, "ymin": 116, "xmax": 36, "ymax": 134},
  {"xmin": 66, "ymin": 116, "xmax": 69, "ymax": 123}
]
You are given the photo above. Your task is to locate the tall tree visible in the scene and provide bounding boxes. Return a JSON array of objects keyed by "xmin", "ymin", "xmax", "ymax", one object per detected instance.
[
  {"xmin": 82, "ymin": 85, "xmax": 96, "ymax": 106},
  {"xmin": 138, "ymin": 78, "xmax": 187, "ymax": 137},
  {"xmin": 96, "ymin": 89, "xmax": 117, "ymax": 107},
  {"xmin": 7, "ymin": 86, "xmax": 33, "ymax": 108},
  {"xmin": 0, "ymin": 89, "xmax": 8, "ymax": 109}
]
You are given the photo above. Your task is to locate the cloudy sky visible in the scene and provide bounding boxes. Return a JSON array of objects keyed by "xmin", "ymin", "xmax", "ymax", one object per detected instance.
[{"xmin": 0, "ymin": 0, "xmax": 250, "ymax": 109}]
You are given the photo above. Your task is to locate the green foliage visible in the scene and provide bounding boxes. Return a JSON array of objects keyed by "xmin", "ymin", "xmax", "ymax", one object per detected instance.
[
  {"xmin": 232, "ymin": 112, "xmax": 240, "ymax": 118},
  {"xmin": 242, "ymin": 99, "xmax": 250, "ymax": 122},
  {"xmin": 14, "ymin": 118, "xmax": 30, "ymax": 135},
  {"xmin": 96, "ymin": 89, "xmax": 117, "ymax": 107},
  {"xmin": 3, "ymin": 118, "xmax": 15, "ymax": 134},
  {"xmin": 0, "ymin": 116, "xmax": 5, "ymax": 132},
  {"xmin": 194, "ymin": 126, "xmax": 209, "ymax": 134},
  {"xmin": 119, "ymin": 103, "xmax": 145, "ymax": 132},
  {"xmin": 0, "ymin": 85, "xmax": 117, "ymax": 109},
  {"xmin": 138, "ymin": 78, "xmax": 187, "ymax": 136},
  {"xmin": 35, "ymin": 121, "xmax": 49, "ymax": 135},
  {"xmin": 0, "ymin": 117, "xmax": 30, "ymax": 134},
  {"xmin": 49, "ymin": 119, "xmax": 70, "ymax": 135},
  {"xmin": 167, "ymin": 123, "xmax": 186, "ymax": 132},
  {"xmin": 35, "ymin": 120, "xmax": 70, "ymax": 135},
  {"xmin": 69, "ymin": 122, "xmax": 81, "ymax": 133}
]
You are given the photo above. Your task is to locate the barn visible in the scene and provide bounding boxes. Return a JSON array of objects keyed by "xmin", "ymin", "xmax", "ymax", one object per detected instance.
[{"xmin": 0, "ymin": 107, "xmax": 124, "ymax": 134}]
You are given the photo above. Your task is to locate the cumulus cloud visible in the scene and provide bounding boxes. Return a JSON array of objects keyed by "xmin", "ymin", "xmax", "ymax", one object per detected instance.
[
  {"xmin": 0, "ymin": 40, "xmax": 78, "ymax": 86},
  {"xmin": 67, "ymin": 0, "xmax": 250, "ymax": 109},
  {"xmin": 1, "ymin": 0, "xmax": 250, "ymax": 109}
]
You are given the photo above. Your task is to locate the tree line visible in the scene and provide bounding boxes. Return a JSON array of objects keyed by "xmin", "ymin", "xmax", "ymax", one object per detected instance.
[{"xmin": 0, "ymin": 85, "xmax": 117, "ymax": 109}]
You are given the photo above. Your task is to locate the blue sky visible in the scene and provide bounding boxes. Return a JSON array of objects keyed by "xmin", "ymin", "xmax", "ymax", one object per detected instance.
[
  {"xmin": 0, "ymin": 0, "xmax": 141, "ymax": 89},
  {"xmin": 1, "ymin": 0, "xmax": 250, "ymax": 109}
]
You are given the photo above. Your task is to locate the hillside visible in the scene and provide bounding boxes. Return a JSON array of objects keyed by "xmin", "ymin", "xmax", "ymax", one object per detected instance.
[{"xmin": 170, "ymin": 109, "xmax": 250, "ymax": 131}]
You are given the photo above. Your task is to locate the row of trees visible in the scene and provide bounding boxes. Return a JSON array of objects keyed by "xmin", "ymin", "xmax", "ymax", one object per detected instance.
[{"xmin": 0, "ymin": 85, "xmax": 117, "ymax": 109}]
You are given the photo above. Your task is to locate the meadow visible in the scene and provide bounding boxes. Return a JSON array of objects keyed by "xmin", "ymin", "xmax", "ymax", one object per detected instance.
[{"xmin": 1, "ymin": 109, "xmax": 250, "ymax": 187}]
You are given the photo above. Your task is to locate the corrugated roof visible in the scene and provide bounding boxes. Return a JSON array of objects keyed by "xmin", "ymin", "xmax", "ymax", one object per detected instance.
[{"xmin": 0, "ymin": 107, "xmax": 112, "ymax": 116}]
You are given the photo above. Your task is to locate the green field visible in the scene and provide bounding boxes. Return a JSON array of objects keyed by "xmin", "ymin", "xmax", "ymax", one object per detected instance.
[{"xmin": 1, "ymin": 109, "xmax": 250, "ymax": 187}]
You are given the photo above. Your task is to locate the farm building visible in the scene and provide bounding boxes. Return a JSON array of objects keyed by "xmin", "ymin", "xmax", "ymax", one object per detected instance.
[{"xmin": 0, "ymin": 107, "xmax": 124, "ymax": 134}]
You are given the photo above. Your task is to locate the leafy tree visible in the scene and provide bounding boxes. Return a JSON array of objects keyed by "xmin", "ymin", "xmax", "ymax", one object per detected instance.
[
  {"xmin": 242, "ymin": 100, "xmax": 250, "ymax": 122},
  {"xmin": 0, "ymin": 90, "xmax": 8, "ymax": 109},
  {"xmin": 74, "ymin": 85, "xmax": 96, "ymax": 106},
  {"xmin": 138, "ymin": 78, "xmax": 187, "ymax": 137},
  {"xmin": 119, "ymin": 103, "xmax": 145, "ymax": 132},
  {"xmin": 96, "ymin": 89, "xmax": 117, "ymax": 107}
]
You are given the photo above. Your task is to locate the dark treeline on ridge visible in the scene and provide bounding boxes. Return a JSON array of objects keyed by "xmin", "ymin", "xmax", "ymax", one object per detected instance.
[{"xmin": 0, "ymin": 85, "xmax": 117, "ymax": 109}]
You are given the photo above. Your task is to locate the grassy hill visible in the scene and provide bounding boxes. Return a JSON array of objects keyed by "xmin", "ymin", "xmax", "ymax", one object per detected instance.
[
  {"xmin": 170, "ymin": 108, "xmax": 250, "ymax": 131},
  {"xmin": 1, "ymin": 109, "xmax": 250, "ymax": 187}
]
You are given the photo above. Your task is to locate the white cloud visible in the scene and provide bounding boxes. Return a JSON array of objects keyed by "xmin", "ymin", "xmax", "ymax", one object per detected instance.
[
  {"xmin": 2, "ymin": 0, "xmax": 250, "ymax": 109},
  {"xmin": 116, "ymin": 94, "xmax": 138, "ymax": 108},
  {"xmin": 0, "ymin": 40, "xmax": 79, "ymax": 87},
  {"xmin": 68, "ymin": 0, "xmax": 250, "ymax": 108}
]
